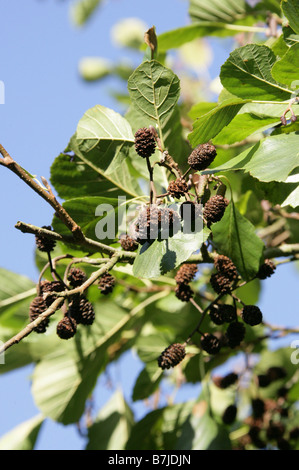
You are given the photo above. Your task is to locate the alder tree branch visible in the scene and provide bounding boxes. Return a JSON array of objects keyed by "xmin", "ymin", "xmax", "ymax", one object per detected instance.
[
  {"xmin": 0, "ymin": 144, "xmax": 83, "ymax": 240},
  {"xmin": 0, "ymin": 254, "xmax": 121, "ymax": 355}
]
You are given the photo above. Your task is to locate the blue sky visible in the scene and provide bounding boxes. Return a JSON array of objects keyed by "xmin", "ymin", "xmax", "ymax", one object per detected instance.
[{"xmin": 0, "ymin": 0, "xmax": 298, "ymax": 450}]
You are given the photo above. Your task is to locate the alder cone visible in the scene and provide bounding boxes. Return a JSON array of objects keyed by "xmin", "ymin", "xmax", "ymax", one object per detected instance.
[
  {"xmin": 214, "ymin": 255, "xmax": 238, "ymax": 281},
  {"xmin": 67, "ymin": 267, "xmax": 87, "ymax": 287},
  {"xmin": 187, "ymin": 143, "xmax": 217, "ymax": 171},
  {"xmin": 98, "ymin": 273, "xmax": 116, "ymax": 295},
  {"xmin": 167, "ymin": 179, "xmax": 188, "ymax": 198},
  {"xmin": 134, "ymin": 127, "xmax": 156, "ymax": 158},
  {"xmin": 35, "ymin": 225, "xmax": 56, "ymax": 253},
  {"xmin": 201, "ymin": 334, "xmax": 221, "ymax": 355},
  {"xmin": 174, "ymin": 263, "xmax": 198, "ymax": 285},
  {"xmin": 69, "ymin": 297, "xmax": 95, "ymax": 325},
  {"xmin": 210, "ymin": 272, "xmax": 232, "ymax": 294},
  {"xmin": 175, "ymin": 283, "xmax": 193, "ymax": 302},
  {"xmin": 56, "ymin": 315, "xmax": 77, "ymax": 339},
  {"xmin": 213, "ymin": 372, "xmax": 239, "ymax": 389},
  {"xmin": 226, "ymin": 321, "xmax": 246, "ymax": 348},
  {"xmin": 241, "ymin": 305, "xmax": 263, "ymax": 326},
  {"xmin": 39, "ymin": 280, "xmax": 65, "ymax": 307},
  {"xmin": 119, "ymin": 234, "xmax": 138, "ymax": 252},
  {"xmin": 135, "ymin": 205, "xmax": 179, "ymax": 243},
  {"xmin": 203, "ymin": 195, "xmax": 228, "ymax": 227},
  {"xmin": 256, "ymin": 259, "xmax": 276, "ymax": 279},
  {"xmin": 222, "ymin": 404, "xmax": 237, "ymax": 425},
  {"xmin": 29, "ymin": 296, "xmax": 50, "ymax": 333},
  {"xmin": 157, "ymin": 343, "xmax": 186, "ymax": 369},
  {"xmin": 209, "ymin": 305, "xmax": 225, "ymax": 325}
]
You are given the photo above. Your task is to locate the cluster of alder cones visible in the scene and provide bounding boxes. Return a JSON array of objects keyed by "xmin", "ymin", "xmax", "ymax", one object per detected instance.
[
  {"xmin": 133, "ymin": 127, "xmax": 230, "ymax": 237},
  {"xmin": 29, "ymin": 229, "xmax": 116, "ymax": 340},
  {"xmin": 132, "ymin": 127, "xmax": 277, "ymax": 370},
  {"xmin": 157, "ymin": 256, "xmax": 276, "ymax": 370},
  {"xmin": 29, "ymin": 129, "xmax": 276, "ymax": 366},
  {"xmin": 213, "ymin": 366, "xmax": 299, "ymax": 450}
]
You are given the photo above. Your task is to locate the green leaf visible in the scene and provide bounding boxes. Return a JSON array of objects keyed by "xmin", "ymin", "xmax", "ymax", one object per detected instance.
[
  {"xmin": 132, "ymin": 361, "xmax": 163, "ymax": 401},
  {"xmin": 133, "ymin": 226, "xmax": 210, "ymax": 279},
  {"xmin": 0, "ymin": 268, "xmax": 36, "ymax": 330},
  {"xmin": 188, "ymin": 98, "xmax": 249, "ymax": 146},
  {"xmin": 0, "ymin": 415, "xmax": 44, "ymax": 450},
  {"xmin": 220, "ymin": 44, "xmax": 292, "ymax": 100},
  {"xmin": 283, "ymin": 25, "xmax": 299, "ymax": 45},
  {"xmin": 70, "ymin": 0, "xmax": 102, "ymax": 27},
  {"xmin": 127, "ymin": 60, "xmax": 180, "ymax": 145},
  {"xmin": 76, "ymin": 105, "xmax": 134, "ymax": 175},
  {"xmin": 281, "ymin": 184, "xmax": 299, "ymax": 208},
  {"xmin": 157, "ymin": 22, "xmax": 261, "ymax": 52},
  {"xmin": 176, "ymin": 412, "xmax": 231, "ymax": 450},
  {"xmin": 235, "ymin": 190, "xmax": 263, "ymax": 226},
  {"xmin": 50, "ymin": 153, "xmax": 123, "ymax": 200},
  {"xmin": 86, "ymin": 390, "xmax": 134, "ymax": 450},
  {"xmin": 65, "ymin": 132, "xmax": 143, "ymax": 198},
  {"xmin": 271, "ymin": 43, "xmax": 299, "ymax": 87},
  {"xmin": 52, "ymin": 196, "xmax": 120, "ymax": 243},
  {"xmin": 212, "ymin": 201, "xmax": 264, "ymax": 281},
  {"xmin": 31, "ymin": 302, "xmax": 139, "ymax": 424},
  {"xmin": 209, "ymin": 132, "xmax": 299, "ymax": 183},
  {"xmin": 189, "ymin": 0, "xmax": 248, "ymax": 23},
  {"xmin": 126, "ymin": 402, "xmax": 195, "ymax": 450},
  {"xmin": 281, "ymin": 0, "xmax": 299, "ymax": 35}
]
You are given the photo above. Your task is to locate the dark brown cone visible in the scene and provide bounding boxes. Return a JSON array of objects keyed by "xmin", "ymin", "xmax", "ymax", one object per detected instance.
[
  {"xmin": 157, "ymin": 343, "xmax": 186, "ymax": 369},
  {"xmin": 39, "ymin": 280, "xmax": 65, "ymax": 307},
  {"xmin": 135, "ymin": 205, "xmax": 179, "ymax": 243},
  {"xmin": 35, "ymin": 226, "xmax": 56, "ymax": 253},
  {"xmin": 67, "ymin": 267, "xmax": 87, "ymax": 288},
  {"xmin": 252, "ymin": 398, "xmax": 265, "ymax": 419},
  {"xmin": 29, "ymin": 296, "xmax": 50, "ymax": 333},
  {"xmin": 209, "ymin": 305, "xmax": 226, "ymax": 325},
  {"xmin": 187, "ymin": 143, "xmax": 217, "ymax": 171},
  {"xmin": 256, "ymin": 259, "xmax": 276, "ymax": 280},
  {"xmin": 213, "ymin": 372, "xmax": 239, "ymax": 389},
  {"xmin": 266, "ymin": 422, "xmax": 285, "ymax": 440},
  {"xmin": 219, "ymin": 304, "xmax": 237, "ymax": 323},
  {"xmin": 203, "ymin": 195, "xmax": 228, "ymax": 227},
  {"xmin": 257, "ymin": 374, "xmax": 271, "ymax": 388},
  {"xmin": 241, "ymin": 305, "xmax": 263, "ymax": 326},
  {"xmin": 201, "ymin": 334, "xmax": 221, "ymax": 355},
  {"xmin": 174, "ymin": 263, "xmax": 198, "ymax": 285},
  {"xmin": 222, "ymin": 404, "xmax": 237, "ymax": 425},
  {"xmin": 248, "ymin": 426, "xmax": 266, "ymax": 449},
  {"xmin": 266, "ymin": 366, "xmax": 287, "ymax": 382},
  {"xmin": 56, "ymin": 315, "xmax": 77, "ymax": 339},
  {"xmin": 214, "ymin": 255, "xmax": 238, "ymax": 281},
  {"xmin": 119, "ymin": 234, "xmax": 138, "ymax": 252},
  {"xmin": 175, "ymin": 283, "xmax": 193, "ymax": 302},
  {"xmin": 226, "ymin": 321, "xmax": 246, "ymax": 348},
  {"xmin": 134, "ymin": 127, "xmax": 156, "ymax": 158},
  {"xmin": 210, "ymin": 272, "xmax": 232, "ymax": 295},
  {"xmin": 69, "ymin": 297, "xmax": 95, "ymax": 325},
  {"xmin": 167, "ymin": 179, "xmax": 188, "ymax": 198},
  {"xmin": 98, "ymin": 273, "xmax": 116, "ymax": 295}
]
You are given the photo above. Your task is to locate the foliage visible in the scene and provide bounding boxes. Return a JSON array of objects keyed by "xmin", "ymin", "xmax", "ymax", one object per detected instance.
[{"xmin": 0, "ymin": 0, "xmax": 299, "ymax": 451}]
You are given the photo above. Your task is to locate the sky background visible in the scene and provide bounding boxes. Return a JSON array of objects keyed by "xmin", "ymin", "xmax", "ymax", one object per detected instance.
[{"xmin": 0, "ymin": 0, "xmax": 298, "ymax": 450}]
